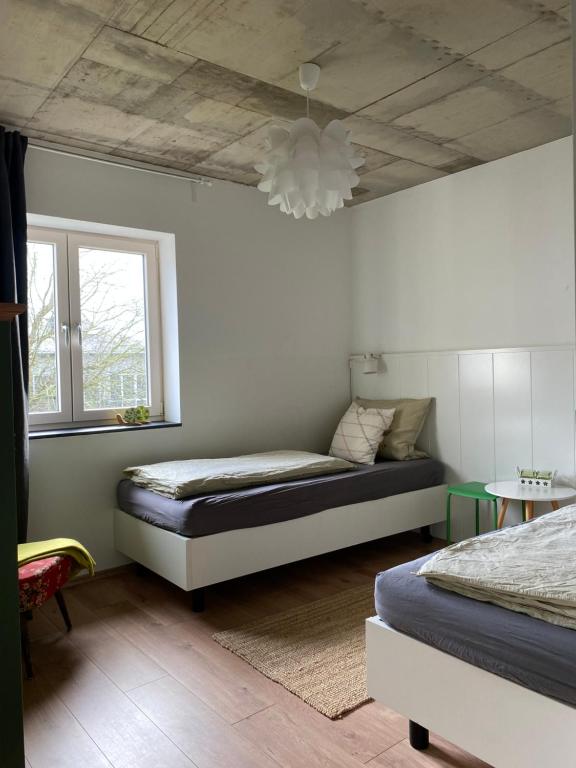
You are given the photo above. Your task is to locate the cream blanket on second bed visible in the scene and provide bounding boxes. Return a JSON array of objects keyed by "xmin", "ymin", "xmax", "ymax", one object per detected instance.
[
  {"xmin": 124, "ymin": 450, "xmax": 355, "ymax": 499},
  {"xmin": 418, "ymin": 505, "xmax": 576, "ymax": 629}
]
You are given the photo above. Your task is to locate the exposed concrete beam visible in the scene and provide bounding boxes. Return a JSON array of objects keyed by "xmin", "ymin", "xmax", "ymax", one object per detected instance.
[
  {"xmin": 1, "ymin": 0, "xmax": 572, "ymax": 202},
  {"xmin": 446, "ymin": 106, "xmax": 572, "ymax": 160},
  {"xmin": 83, "ymin": 25, "xmax": 198, "ymax": 83},
  {"xmin": 391, "ymin": 79, "xmax": 550, "ymax": 143}
]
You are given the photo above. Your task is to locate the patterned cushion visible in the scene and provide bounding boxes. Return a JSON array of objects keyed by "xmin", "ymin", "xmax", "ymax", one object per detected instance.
[
  {"xmin": 329, "ymin": 401, "xmax": 396, "ymax": 465},
  {"xmin": 19, "ymin": 555, "xmax": 72, "ymax": 612}
]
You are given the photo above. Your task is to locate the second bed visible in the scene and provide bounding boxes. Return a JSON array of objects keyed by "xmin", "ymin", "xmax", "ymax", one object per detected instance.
[{"xmin": 115, "ymin": 457, "xmax": 446, "ymax": 607}]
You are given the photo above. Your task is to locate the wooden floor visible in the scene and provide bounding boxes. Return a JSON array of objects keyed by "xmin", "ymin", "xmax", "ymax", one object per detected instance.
[{"xmin": 23, "ymin": 532, "xmax": 490, "ymax": 768}]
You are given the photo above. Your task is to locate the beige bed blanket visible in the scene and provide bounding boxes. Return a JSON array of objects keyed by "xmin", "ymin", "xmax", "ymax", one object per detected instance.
[
  {"xmin": 124, "ymin": 450, "xmax": 355, "ymax": 499},
  {"xmin": 418, "ymin": 505, "xmax": 576, "ymax": 629}
]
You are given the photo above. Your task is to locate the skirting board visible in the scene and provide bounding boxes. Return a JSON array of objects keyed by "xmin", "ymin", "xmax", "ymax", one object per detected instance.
[
  {"xmin": 114, "ymin": 484, "xmax": 447, "ymax": 591},
  {"xmin": 366, "ymin": 617, "xmax": 576, "ymax": 768}
]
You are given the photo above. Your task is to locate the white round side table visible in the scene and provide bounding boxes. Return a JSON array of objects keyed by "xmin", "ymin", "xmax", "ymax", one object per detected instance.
[{"xmin": 485, "ymin": 481, "xmax": 576, "ymax": 528}]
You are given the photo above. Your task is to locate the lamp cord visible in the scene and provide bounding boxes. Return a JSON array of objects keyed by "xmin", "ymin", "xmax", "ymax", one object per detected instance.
[{"xmin": 306, "ymin": 90, "xmax": 310, "ymax": 118}]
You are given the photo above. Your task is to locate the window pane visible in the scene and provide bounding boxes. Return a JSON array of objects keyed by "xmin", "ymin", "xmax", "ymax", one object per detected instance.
[
  {"xmin": 78, "ymin": 247, "xmax": 149, "ymax": 411},
  {"xmin": 28, "ymin": 241, "xmax": 59, "ymax": 414}
]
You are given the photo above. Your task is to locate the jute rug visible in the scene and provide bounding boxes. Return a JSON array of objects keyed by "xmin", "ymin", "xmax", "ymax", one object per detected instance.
[{"xmin": 213, "ymin": 584, "xmax": 374, "ymax": 719}]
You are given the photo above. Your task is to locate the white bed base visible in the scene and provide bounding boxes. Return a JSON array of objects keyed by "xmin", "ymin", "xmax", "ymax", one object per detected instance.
[
  {"xmin": 366, "ymin": 617, "xmax": 576, "ymax": 768},
  {"xmin": 114, "ymin": 484, "xmax": 446, "ymax": 591}
]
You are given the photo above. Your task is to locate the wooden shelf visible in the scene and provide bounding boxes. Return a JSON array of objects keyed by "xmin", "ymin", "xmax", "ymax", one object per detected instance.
[{"xmin": 0, "ymin": 303, "xmax": 26, "ymax": 321}]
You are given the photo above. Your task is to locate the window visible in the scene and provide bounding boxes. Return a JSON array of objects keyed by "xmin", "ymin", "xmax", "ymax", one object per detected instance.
[{"xmin": 28, "ymin": 227, "xmax": 163, "ymax": 428}]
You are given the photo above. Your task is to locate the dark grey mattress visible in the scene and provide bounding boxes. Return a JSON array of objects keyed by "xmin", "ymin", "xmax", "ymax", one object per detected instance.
[
  {"xmin": 375, "ymin": 554, "xmax": 576, "ymax": 708},
  {"xmin": 117, "ymin": 458, "xmax": 444, "ymax": 538}
]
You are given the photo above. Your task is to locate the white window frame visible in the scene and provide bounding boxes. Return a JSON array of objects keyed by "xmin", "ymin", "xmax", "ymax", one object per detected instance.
[
  {"xmin": 27, "ymin": 227, "xmax": 72, "ymax": 426},
  {"xmin": 28, "ymin": 226, "xmax": 164, "ymax": 429}
]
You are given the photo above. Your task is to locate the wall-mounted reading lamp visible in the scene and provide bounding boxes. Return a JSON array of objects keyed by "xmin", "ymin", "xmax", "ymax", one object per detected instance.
[{"xmin": 349, "ymin": 353, "xmax": 384, "ymax": 375}]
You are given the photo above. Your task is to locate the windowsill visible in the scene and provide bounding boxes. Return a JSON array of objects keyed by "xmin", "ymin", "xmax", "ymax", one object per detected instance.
[{"xmin": 29, "ymin": 421, "xmax": 182, "ymax": 439}]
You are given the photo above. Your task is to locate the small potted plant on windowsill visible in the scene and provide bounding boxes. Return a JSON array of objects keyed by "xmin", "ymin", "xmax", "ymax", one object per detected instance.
[{"xmin": 116, "ymin": 406, "xmax": 150, "ymax": 426}]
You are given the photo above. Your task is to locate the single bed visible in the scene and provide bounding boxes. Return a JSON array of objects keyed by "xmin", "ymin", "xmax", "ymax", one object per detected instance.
[
  {"xmin": 117, "ymin": 458, "xmax": 444, "ymax": 537},
  {"xmin": 114, "ymin": 458, "xmax": 446, "ymax": 608},
  {"xmin": 366, "ymin": 553, "xmax": 576, "ymax": 768},
  {"xmin": 376, "ymin": 554, "xmax": 576, "ymax": 708}
]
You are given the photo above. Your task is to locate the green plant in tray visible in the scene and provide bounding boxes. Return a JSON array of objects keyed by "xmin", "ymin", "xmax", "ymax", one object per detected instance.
[{"xmin": 116, "ymin": 405, "xmax": 150, "ymax": 425}]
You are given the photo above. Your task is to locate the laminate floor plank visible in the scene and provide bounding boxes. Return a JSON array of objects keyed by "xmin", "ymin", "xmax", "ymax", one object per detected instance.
[
  {"xmin": 128, "ymin": 675, "xmax": 281, "ymax": 768},
  {"xmin": 23, "ymin": 533, "xmax": 485, "ymax": 768},
  {"xmin": 112, "ymin": 569, "xmax": 203, "ymax": 626},
  {"xmin": 26, "ymin": 605, "xmax": 62, "ymax": 642},
  {"xmin": 40, "ymin": 590, "xmax": 168, "ymax": 692},
  {"xmin": 158, "ymin": 618, "xmax": 303, "ymax": 711},
  {"xmin": 90, "ymin": 605, "xmax": 276, "ymax": 723},
  {"xmin": 209, "ymin": 573, "xmax": 309, "ymax": 618},
  {"xmin": 234, "ymin": 704, "xmax": 368, "ymax": 768},
  {"xmin": 29, "ymin": 636, "xmax": 198, "ymax": 768},
  {"xmin": 275, "ymin": 695, "xmax": 406, "ymax": 764},
  {"xmin": 97, "ymin": 589, "xmax": 256, "ymax": 639},
  {"xmin": 63, "ymin": 575, "xmax": 135, "ymax": 611},
  {"xmin": 23, "ymin": 671, "xmax": 111, "ymax": 768},
  {"xmin": 66, "ymin": 569, "xmax": 198, "ymax": 628},
  {"xmin": 370, "ymin": 736, "xmax": 491, "ymax": 767}
]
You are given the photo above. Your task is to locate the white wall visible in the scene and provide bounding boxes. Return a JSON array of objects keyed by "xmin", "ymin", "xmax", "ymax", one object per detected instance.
[
  {"xmin": 350, "ymin": 137, "xmax": 575, "ymax": 539},
  {"xmin": 26, "ymin": 149, "xmax": 352, "ymax": 569},
  {"xmin": 351, "ymin": 137, "xmax": 575, "ymax": 353},
  {"xmin": 26, "ymin": 136, "xmax": 575, "ymax": 565},
  {"xmin": 351, "ymin": 346, "xmax": 576, "ymax": 540}
]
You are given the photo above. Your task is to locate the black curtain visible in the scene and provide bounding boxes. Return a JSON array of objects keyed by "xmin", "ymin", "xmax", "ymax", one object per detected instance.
[{"xmin": 0, "ymin": 127, "xmax": 29, "ymax": 543}]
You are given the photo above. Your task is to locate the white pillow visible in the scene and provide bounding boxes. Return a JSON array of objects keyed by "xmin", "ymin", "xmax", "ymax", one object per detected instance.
[{"xmin": 329, "ymin": 402, "xmax": 396, "ymax": 465}]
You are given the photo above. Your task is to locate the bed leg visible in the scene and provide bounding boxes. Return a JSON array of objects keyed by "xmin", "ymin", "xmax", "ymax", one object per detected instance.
[
  {"xmin": 420, "ymin": 525, "xmax": 433, "ymax": 543},
  {"xmin": 409, "ymin": 720, "xmax": 429, "ymax": 750},
  {"xmin": 191, "ymin": 588, "xmax": 205, "ymax": 613}
]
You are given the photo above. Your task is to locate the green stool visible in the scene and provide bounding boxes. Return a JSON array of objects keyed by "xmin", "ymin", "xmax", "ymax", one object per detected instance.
[{"xmin": 446, "ymin": 482, "xmax": 498, "ymax": 543}]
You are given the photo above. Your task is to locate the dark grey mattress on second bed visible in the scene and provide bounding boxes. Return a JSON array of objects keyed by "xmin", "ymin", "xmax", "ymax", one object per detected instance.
[
  {"xmin": 376, "ymin": 554, "xmax": 576, "ymax": 708},
  {"xmin": 117, "ymin": 458, "xmax": 444, "ymax": 538}
]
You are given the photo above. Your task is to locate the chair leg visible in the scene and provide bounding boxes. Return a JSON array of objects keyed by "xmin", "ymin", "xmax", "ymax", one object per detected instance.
[
  {"xmin": 446, "ymin": 493, "xmax": 452, "ymax": 544},
  {"xmin": 492, "ymin": 499, "xmax": 498, "ymax": 530},
  {"xmin": 475, "ymin": 499, "xmax": 480, "ymax": 536},
  {"xmin": 55, "ymin": 590, "xmax": 72, "ymax": 632},
  {"xmin": 21, "ymin": 612, "xmax": 33, "ymax": 679}
]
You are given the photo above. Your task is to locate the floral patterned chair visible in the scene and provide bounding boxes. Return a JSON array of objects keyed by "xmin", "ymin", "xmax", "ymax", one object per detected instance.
[{"xmin": 19, "ymin": 555, "xmax": 73, "ymax": 677}]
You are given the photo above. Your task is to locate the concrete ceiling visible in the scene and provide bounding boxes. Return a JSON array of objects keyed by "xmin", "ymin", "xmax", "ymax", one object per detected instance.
[{"xmin": 1, "ymin": 0, "xmax": 572, "ymax": 204}]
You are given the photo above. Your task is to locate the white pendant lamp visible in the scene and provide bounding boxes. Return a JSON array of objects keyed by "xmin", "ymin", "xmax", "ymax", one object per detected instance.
[{"xmin": 255, "ymin": 63, "xmax": 364, "ymax": 219}]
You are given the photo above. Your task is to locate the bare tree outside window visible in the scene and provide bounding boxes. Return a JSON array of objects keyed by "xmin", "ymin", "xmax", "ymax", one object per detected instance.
[
  {"xmin": 78, "ymin": 248, "xmax": 148, "ymax": 411},
  {"xmin": 28, "ymin": 242, "xmax": 151, "ymax": 416},
  {"xmin": 28, "ymin": 242, "xmax": 58, "ymax": 413}
]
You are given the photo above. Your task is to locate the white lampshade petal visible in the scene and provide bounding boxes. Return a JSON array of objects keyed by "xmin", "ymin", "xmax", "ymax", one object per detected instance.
[
  {"xmin": 257, "ymin": 178, "xmax": 272, "ymax": 193},
  {"xmin": 255, "ymin": 117, "xmax": 364, "ymax": 219},
  {"xmin": 293, "ymin": 201, "xmax": 307, "ymax": 219}
]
